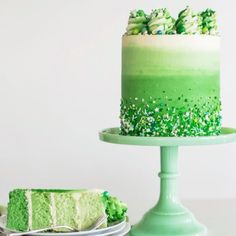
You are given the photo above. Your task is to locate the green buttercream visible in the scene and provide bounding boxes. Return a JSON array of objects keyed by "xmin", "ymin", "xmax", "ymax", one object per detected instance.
[
  {"xmin": 148, "ymin": 8, "xmax": 176, "ymax": 35},
  {"xmin": 200, "ymin": 9, "xmax": 218, "ymax": 35},
  {"xmin": 121, "ymin": 36, "xmax": 221, "ymax": 136},
  {"xmin": 125, "ymin": 7, "xmax": 219, "ymax": 35},
  {"xmin": 102, "ymin": 191, "xmax": 127, "ymax": 223},
  {"xmin": 126, "ymin": 10, "xmax": 149, "ymax": 35},
  {"xmin": 175, "ymin": 6, "xmax": 202, "ymax": 34}
]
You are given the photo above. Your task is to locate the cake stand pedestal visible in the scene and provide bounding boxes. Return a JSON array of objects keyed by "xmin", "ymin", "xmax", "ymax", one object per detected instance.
[{"xmin": 99, "ymin": 127, "xmax": 236, "ymax": 236}]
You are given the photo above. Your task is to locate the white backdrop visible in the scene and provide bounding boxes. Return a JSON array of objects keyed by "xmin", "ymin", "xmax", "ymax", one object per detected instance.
[{"xmin": 0, "ymin": 0, "xmax": 236, "ymax": 220}]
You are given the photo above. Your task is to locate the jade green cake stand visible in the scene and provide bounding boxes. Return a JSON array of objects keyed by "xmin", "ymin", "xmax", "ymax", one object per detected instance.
[{"xmin": 99, "ymin": 127, "xmax": 236, "ymax": 236}]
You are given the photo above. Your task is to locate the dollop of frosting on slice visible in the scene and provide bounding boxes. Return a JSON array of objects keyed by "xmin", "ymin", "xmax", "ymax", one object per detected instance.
[
  {"xmin": 126, "ymin": 10, "xmax": 149, "ymax": 35},
  {"xmin": 175, "ymin": 6, "xmax": 202, "ymax": 34},
  {"xmin": 148, "ymin": 8, "xmax": 176, "ymax": 35},
  {"xmin": 200, "ymin": 9, "xmax": 218, "ymax": 35},
  {"xmin": 102, "ymin": 191, "xmax": 127, "ymax": 223}
]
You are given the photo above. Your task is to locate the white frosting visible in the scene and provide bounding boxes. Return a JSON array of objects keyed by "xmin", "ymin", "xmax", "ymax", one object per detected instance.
[
  {"xmin": 25, "ymin": 190, "xmax": 32, "ymax": 230},
  {"xmin": 50, "ymin": 193, "xmax": 57, "ymax": 227},
  {"xmin": 122, "ymin": 35, "xmax": 220, "ymax": 51},
  {"xmin": 72, "ymin": 193, "xmax": 81, "ymax": 229}
]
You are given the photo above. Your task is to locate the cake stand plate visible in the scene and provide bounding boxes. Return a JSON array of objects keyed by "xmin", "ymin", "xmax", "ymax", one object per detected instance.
[{"xmin": 99, "ymin": 127, "xmax": 236, "ymax": 236}]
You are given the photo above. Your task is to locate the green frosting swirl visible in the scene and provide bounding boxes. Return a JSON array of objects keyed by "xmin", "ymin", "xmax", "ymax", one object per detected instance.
[
  {"xmin": 125, "ymin": 7, "xmax": 219, "ymax": 35},
  {"xmin": 148, "ymin": 8, "xmax": 176, "ymax": 35},
  {"xmin": 175, "ymin": 6, "xmax": 202, "ymax": 34},
  {"xmin": 102, "ymin": 191, "xmax": 127, "ymax": 223},
  {"xmin": 200, "ymin": 9, "xmax": 218, "ymax": 35},
  {"xmin": 126, "ymin": 10, "xmax": 149, "ymax": 35}
]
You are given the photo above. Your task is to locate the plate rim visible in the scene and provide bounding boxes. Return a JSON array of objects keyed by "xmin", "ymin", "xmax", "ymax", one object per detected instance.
[
  {"xmin": 32, "ymin": 222, "xmax": 128, "ymax": 236},
  {"xmin": 0, "ymin": 215, "xmax": 127, "ymax": 236}
]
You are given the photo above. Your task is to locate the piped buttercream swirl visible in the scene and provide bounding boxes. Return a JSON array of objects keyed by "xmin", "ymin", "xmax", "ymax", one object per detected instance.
[
  {"xmin": 126, "ymin": 10, "xmax": 148, "ymax": 35},
  {"xmin": 175, "ymin": 6, "xmax": 202, "ymax": 34},
  {"xmin": 148, "ymin": 8, "xmax": 176, "ymax": 35},
  {"xmin": 200, "ymin": 9, "xmax": 218, "ymax": 35}
]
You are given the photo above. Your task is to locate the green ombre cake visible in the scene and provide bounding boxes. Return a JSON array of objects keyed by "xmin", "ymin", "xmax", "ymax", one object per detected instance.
[
  {"xmin": 6, "ymin": 189, "xmax": 127, "ymax": 232},
  {"xmin": 121, "ymin": 7, "xmax": 221, "ymax": 137}
]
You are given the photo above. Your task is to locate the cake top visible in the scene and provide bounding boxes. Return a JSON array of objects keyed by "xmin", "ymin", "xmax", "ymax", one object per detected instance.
[{"xmin": 125, "ymin": 6, "xmax": 218, "ymax": 35}]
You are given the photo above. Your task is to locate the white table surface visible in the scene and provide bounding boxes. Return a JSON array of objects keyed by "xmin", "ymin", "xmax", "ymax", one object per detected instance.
[{"xmin": 129, "ymin": 199, "xmax": 236, "ymax": 236}]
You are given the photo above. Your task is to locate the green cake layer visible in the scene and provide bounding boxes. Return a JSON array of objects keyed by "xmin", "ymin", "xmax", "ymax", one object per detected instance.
[
  {"xmin": 7, "ymin": 189, "xmax": 127, "ymax": 232},
  {"xmin": 121, "ymin": 35, "xmax": 221, "ymax": 136}
]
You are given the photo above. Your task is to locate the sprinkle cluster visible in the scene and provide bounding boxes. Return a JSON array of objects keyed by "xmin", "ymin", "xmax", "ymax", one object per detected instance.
[
  {"xmin": 125, "ymin": 6, "xmax": 218, "ymax": 35},
  {"xmin": 120, "ymin": 96, "xmax": 221, "ymax": 137}
]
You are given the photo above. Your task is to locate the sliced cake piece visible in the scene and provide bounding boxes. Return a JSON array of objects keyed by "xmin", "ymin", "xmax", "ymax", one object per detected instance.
[{"xmin": 6, "ymin": 189, "xmax": 127, "ymax": 232}]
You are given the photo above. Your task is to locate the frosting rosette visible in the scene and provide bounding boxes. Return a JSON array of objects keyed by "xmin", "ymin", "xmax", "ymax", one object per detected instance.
[
  {"xmin": 126, "ymin": 9, "xmax": 149, "ymax": 35},
  {"xmin": 200, "ymin": 9, "xmax": 218, "ymax": 35},
  {"xmin": 148, "ymin": 8, "xmax": 176, "ymax": 35},
  {"xmin": 175, "ymin": 6, "xmax": 202, "ymax": 34}
]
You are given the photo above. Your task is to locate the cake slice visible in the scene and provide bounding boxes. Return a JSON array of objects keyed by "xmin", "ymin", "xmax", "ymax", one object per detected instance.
[{"xmin": 6, "ymin": 189, "xmax": 127, "ymax": 232}]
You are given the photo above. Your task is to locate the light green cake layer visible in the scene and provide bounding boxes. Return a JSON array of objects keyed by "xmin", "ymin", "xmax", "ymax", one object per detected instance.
[
  {"xmin": 121, "ymin": 35, "xmax": 221, "ymax": 136},
  {"xmin": 31, "ymin": 191, "xmax": 52, "ymax": 230},
  {"xmin": 79, "ymin": 191, "xmax": 106, "ymax": 229},
  {"xmin": 6, "ymin": 189, "xmax": 127, "ymax": 232},
  {"xmin": 54, "ymin": 192, "xmax": 78, "ymax": 231}
]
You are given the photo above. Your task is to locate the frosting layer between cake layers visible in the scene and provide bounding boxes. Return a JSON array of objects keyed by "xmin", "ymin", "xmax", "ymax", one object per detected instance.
[{"xmin": 121, "ymin": 35, "xmax": 221, "ymax": 136}]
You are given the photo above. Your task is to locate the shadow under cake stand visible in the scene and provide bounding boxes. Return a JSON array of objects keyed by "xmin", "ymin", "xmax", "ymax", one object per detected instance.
[{"xmin": 99, "ymin": 127, "xmax": 236, "ymax": 236}]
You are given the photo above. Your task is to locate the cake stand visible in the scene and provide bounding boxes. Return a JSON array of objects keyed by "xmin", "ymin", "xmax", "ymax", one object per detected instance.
[{"xmin": 99, "ymin": 127, "xmax": 236, "ymax": 236}]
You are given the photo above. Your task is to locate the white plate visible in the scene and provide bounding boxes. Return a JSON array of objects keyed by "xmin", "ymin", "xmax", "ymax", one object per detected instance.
[
  {"xmin": 109, "ymin": 223, "xmax": 130, "ymax": 236},
  {"xmin": 0, "ymin": 216, "xmax": 127, "ymax": 236},
  {"xmin": 31, "ymin": 221, "xmax": 127, "ymax": 236},
  {"xmin": 29, "ymin": 222, "xmax": 131, "ymax": 236}
]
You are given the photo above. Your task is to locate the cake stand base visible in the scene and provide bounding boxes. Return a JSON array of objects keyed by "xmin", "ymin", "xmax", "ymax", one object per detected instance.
[
  {"xmin": 99, "ymin": 127, "xmax": 236, "ymax": 236},
  {"xmin": 130, "ymin": 206, "xmax": 206, "ymax": 236},
  {"xmin": 130, "ymin": 146, "xmax": 206, "ymax": 236}
]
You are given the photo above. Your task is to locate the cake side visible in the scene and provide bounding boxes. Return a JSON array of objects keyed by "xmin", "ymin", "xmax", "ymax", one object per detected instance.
[{"xmin": 121, "ymin": 35, "xmax": 221, "ymax": 136}]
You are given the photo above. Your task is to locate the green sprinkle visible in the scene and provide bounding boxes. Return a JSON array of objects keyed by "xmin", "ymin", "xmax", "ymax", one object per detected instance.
[{"xmin": 120, "ymin": 97, "xmax": 221, "ymax": 137}]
